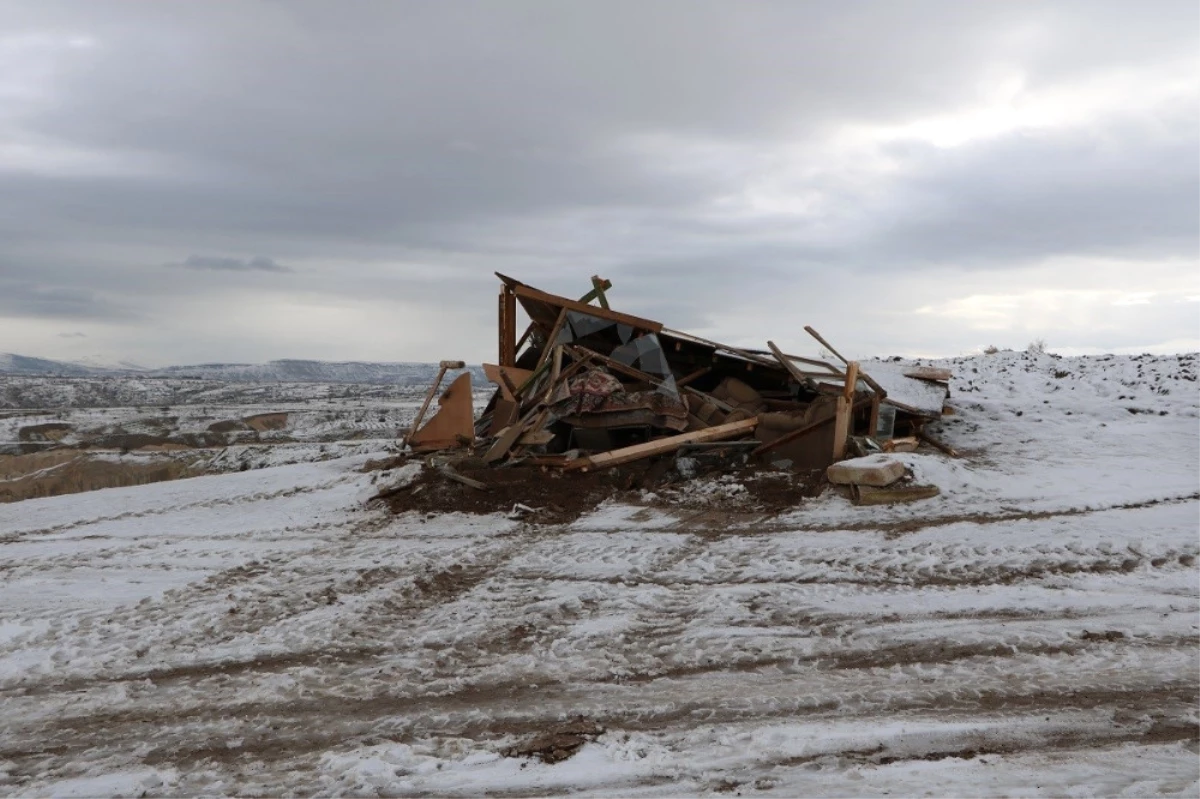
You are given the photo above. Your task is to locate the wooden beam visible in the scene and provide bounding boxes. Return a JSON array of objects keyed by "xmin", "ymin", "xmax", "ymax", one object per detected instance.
[
  {"xmin": 565, "ymin": 418, "xmax": 759, "ymax": 472},
  {"xmin": 802, "ymin": 326, "xmax": 888, "ymax": 398},
  {"xmin": 832, "ymin": 361, "xmax": 859, "ymax": 461},
  {"xmin": 533, "ymin": 308, "xmax": 569, "ymax": 372},
  {"xmin": 918, "ymin": 429, "xmax": 959, "ymax": 457},
  {"xmin": 801, "ymin": 326, "xmax": 888, "ymax": 399},
  {"xmin": 512, "ymin": 283, "xmax": 662, "ymax": 332},
  {"xmin": 675, "ymin": 366, "xmax": 711, "ymax": 387},
  {"xmin": 588, "ymin": 275, "xmax": 610, "ymax": 309},
  {"xmin": 578, "ymin": 276, "xmax": 612, "ymax": 305},
  {"xmin": 515, "ymin": 322, "xmax": 536, "ymax": 355},
  {"xmin": 499, "ymin": 287, "xmax": 517, "ymax": 367},
  {"xmin": 409, "ymin": 362, "xmax": 451, "ymax": 438},
  {"xmin": 747, "ymin": 349, "xmax": 843, "ymax": 372},
  {"xmin": 842, "ymin": 361, "xmax": 859, "ymax": 401},
  {"xmin": 767, "ymin": 340, "xmax": 820, "ymax": 392}
]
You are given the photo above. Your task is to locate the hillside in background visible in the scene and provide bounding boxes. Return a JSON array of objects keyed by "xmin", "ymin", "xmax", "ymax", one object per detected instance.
[{"xmin": 0, "ymin": 353, "xmax": 485, "ymax": 386}]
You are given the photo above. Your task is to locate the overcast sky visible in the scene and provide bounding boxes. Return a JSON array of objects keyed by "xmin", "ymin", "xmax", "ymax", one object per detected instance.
[{"xmin": 2, "ymin": 1, "xmax": 1197, "ymax": 366}]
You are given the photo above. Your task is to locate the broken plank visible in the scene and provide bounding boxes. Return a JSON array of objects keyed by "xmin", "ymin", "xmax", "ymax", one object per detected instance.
[
  {"xmin": 565, "ymin": 418, "xmax": 759, "ymax": 472},
  {"xmin": 675, "ymin": 366, "xmax": 711, "ymax": 387},
  {"xmin": 918, "ymin": 429, "xmax": 959, "ymax": 457},
  {"xmin": 802, "ymin": 325, "xmax": 888, "ymax": 399},
  {"xmin": 511, "ymin": 283, "xmax": 663, "ymax": 332},
  {"xmin": 767, "ymin": 340, "xmax": 820, "ymax": 392},
  {"xmin": 483, "ymin": 424, "xmax": 525, "ymax": 463},
  {"xmin": 439, "ymin": 466, "xmax": 489, "ymax": 491}
]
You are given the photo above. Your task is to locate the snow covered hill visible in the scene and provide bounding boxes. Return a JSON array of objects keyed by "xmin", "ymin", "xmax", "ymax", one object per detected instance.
[{"xmin": 0, "ymin": 351, "xmax": 1196, "ymax": 797}]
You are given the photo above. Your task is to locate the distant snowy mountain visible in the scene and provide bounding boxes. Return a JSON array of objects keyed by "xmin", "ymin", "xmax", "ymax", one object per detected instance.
[
  {"xmin": 0, "ymin": 353, "xmax": 484, "ymax": 385},
  {"xmin": 148, "ymin": 359, "xmax": 485, "ymax": 384},
  {"xmin": 0, "ymin": 353, "xmax": 99, "ymax": 377}
]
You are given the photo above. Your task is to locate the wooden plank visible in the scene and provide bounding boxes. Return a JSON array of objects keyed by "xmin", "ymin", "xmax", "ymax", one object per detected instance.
[
  {"xmin": 409, "ymin": 373, "xmax": 475, "ymax": 452},
  {"xmin": 747, "ymin": 350, "xmax": 843, "ymax": 373},
  {"xmin": 842, "ymin": 361, "xmax": 859, "ymax": 401},
  {"xmin": 515, "ymin": 322, "xmax": 536, "ymax": 356},
  {"xmin": 918, "ymin": 429, "xmax": 959, "ymax": 457},
  {"xmin": 851, "ymin": 483, "xmax": 940, "ymax": 506},
  {"xmin": 675, "ymin": 366, "xmax": 711, "ymax": 387},
  {"xmin": 488, "ymin": 398, "xmax": 518, "ymax": 436},
  {"xmin": 565, "ymin": 418, "xmax": 759, "ymax": 472},
  {"xmin": 440, "ymin": 466, "xmax": 489, "ymax": 491},
  {"xmin": 803, "ymin": 325, "xmax": 888, "ymax": 399},
  {"xmin": 578, "ymin": 276, "xmax": 612, "ymax": 305},
  {"xmin": 499, "ymin": 287, "xmax": 517, "ymax": 367},
  {"xmin": 484, "ymin": 424, "xmax": 524, "ymax": 463},
  {"xmin": 658, "ymin": 329, "xmax": 779, "ymax": 369},
  {"xmin": 512, "ymin": 284, "xmax": 662, "ymax": 333},
  {"xmin": 409, "ymin": 364, "xmax": 449, "ymax": 438},
  {"xmin": 831, "ymin": 361, "xmax": 859, "ymax": 460},
  {"xmin": 588, "ymin": 275, "xmax": 610, "ymax": 309},
  {"xmin": 534, "ymin": 308, "xmax": 569, "ymax": 372},
  {"xmin": 767, "ymin": 340, "xmax": 820, "ymax": 392},
  {"xmin": 544, "ymin": 345, "xmax": 563, "ymax": 403},
  {"xmin": 482, "ymin": 364, "xmax": 533, "ymax": 402},
  {"xmin": 832, "ymin": 397, "xmax": 851, "ymax": 461},
  {"xmin": 517, "ymin": 429, "xmax": 555, "ymax": 446}
]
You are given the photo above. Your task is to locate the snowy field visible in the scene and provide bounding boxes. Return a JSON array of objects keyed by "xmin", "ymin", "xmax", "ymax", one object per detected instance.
[{"xmin": 0, "ymin": 351, "xmax": 1196, "ymax": 797}]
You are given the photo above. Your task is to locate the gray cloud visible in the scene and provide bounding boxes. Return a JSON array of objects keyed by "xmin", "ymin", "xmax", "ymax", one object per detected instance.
[
  {"xmin": 172, "ymin": 254, "xmax": 293, "ymax": 273},
  {"xmin": 0, "ymin": 281, "xmax": 129, "ymax": 320},
  {"xmin": 0, "ymin": 1, "xmax": 1195, "ymax": 363},
  {"xmin": 57, "ymin": 331, "xmax": 87, "ymax": 338}
]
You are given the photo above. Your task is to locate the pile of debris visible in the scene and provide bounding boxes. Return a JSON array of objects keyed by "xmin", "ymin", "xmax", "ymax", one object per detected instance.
[{"xmin": 398, "ymin": 273, "xmax": 955, "ymax": 498}]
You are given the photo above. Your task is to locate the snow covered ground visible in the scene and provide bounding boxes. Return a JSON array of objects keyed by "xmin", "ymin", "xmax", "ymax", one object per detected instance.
[{"xmin": 0, "ymin": 351, "xmax": 1196, "ymax": 797}]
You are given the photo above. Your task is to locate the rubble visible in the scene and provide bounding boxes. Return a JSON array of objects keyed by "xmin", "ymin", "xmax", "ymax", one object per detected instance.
[{"xmin": 397, "ymin": 273, "xmax": 956, "ymax": 503}]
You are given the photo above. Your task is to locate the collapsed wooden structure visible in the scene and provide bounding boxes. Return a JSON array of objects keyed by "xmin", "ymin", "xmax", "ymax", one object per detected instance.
[{"xmin": 405, "ymin": 274, "xmax": 953, "ymax": 472}]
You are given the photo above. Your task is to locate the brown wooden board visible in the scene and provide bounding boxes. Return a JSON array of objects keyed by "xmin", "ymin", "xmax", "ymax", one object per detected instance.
[
  {"xmin": 565, "ymin": 417, "xmax": 759, "ymax": 472},
  {"xmin": 409, "ymin": 373, "xmax": 475, "ymax": 451},
  {"xmin": 495, "ymin": 273, "xmax": 663, "ymax": 333}
]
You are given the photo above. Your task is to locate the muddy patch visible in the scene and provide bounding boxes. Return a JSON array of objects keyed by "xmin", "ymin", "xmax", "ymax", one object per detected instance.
[
  {"xmin": 0, "ymin": 450, "xmax": 201, "ymax": 503},
  {"xmin": 502, "ymin": 718, "xmax": 605, "ymax": 763},
  {"xmin": 373, "ymin": 456, "xmax": 825, "ymax": 524}
]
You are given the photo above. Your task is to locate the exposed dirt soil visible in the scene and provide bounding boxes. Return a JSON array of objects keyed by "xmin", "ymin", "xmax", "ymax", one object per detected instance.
[
  {"xmin": 501, "ymin": 718, "xmax": 606, "ymax": 763},
  {"xmin": 0, "ymin": 450, "xmax": 199, "ymax": 503},
  {"xmin": 372, "ymin": 454, "xmax": 827, "ymax": 523}
]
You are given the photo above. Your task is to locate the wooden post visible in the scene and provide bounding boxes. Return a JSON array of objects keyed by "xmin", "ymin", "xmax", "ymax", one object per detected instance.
[
  {"xmin": 499, "ymin": 287, "xmax": 517, "ymax": 367},
  {"xmin": 832, "ymin": 361, "xmax": 859, "ymax": 461}
]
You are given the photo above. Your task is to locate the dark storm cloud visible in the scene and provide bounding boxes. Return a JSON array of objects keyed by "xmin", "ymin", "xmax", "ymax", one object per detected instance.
[
  {"xmin": 0, "ymin": 281, "xmax": 128, "ymax": 320},
  {"xmin": 172, "ymin": 254, "xmax": 292, "ymax": 273},
  {"xmin": 0, "ymin": 0, "xmax": 1195, "ymax": 361}
]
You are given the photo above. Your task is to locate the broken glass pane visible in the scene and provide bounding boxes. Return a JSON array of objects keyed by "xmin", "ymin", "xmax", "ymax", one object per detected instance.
[{"xmin": 611, "ymin": 333, "xmax": 678, "ymax": 397}]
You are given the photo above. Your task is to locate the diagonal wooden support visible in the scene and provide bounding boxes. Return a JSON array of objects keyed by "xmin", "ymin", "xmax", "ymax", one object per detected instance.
[{"xmin": 410, "ymin": 360, "xmax": 463, "ymax": 437}]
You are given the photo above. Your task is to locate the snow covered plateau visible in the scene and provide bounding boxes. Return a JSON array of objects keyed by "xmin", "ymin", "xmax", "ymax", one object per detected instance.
[{"xmin": 0, "ymin": 350, "xmax": 1197, "ymax": 797}]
